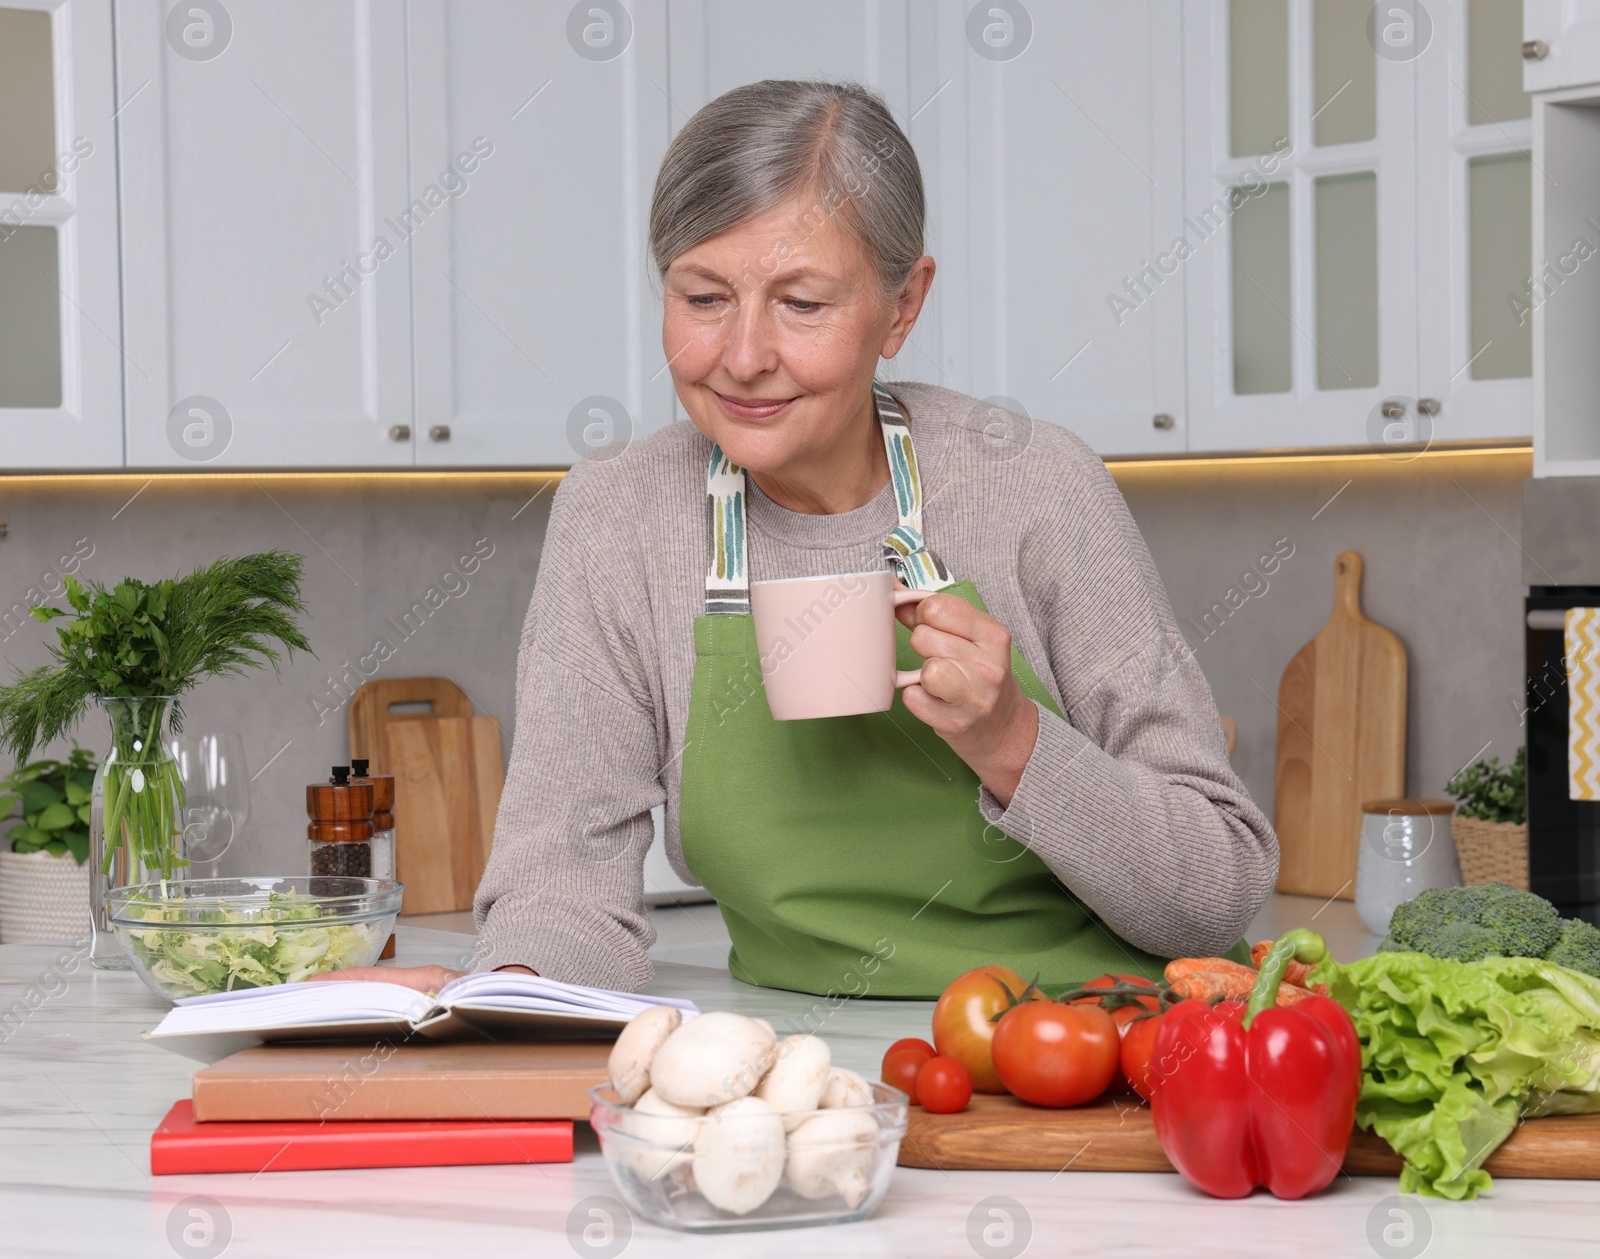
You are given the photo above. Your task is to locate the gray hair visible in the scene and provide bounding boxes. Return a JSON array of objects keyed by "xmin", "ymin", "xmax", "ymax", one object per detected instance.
[{"xmin": 647, "ymin": 79, "xmax": 925, "ymax": 307}]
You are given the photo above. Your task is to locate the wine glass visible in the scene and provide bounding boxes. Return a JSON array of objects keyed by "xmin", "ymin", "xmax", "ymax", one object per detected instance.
[{"xmin": 167, "ymin": 732, "xmax": 252, "ymax": 878}]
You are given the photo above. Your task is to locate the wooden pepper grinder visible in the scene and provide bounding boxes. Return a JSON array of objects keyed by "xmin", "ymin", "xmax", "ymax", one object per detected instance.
[
  {"xmin": 306, "ymin": 766, "xmax": 375, "ymax": 877},
  {"xmin": 350, "ymin": 757, "xmax": 398, "ymax": 960}
]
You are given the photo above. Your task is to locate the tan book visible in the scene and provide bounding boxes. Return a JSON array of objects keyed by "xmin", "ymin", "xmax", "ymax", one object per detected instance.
[{"xmin": 191, "ymin": 1039, "xmax": 614, "ymax": 1122}]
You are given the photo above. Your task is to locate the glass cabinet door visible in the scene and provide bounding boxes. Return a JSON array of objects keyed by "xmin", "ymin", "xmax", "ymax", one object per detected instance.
[{"xmin": 0, "ymin": 0, "xmax": 122, "ymax": 468}]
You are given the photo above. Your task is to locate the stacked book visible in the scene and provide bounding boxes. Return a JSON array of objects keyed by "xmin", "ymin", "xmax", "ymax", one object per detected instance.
[{"xmin": 146, "ymin": 973, "xmax": 697, "ymax": 1174}]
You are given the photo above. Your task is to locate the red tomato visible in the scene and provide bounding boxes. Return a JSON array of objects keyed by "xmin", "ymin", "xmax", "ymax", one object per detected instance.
[
  {"xmin": 914, "ymin": 1055, "xmax": 973, "ymax": 1114},
  {"xmin": 990, "ymin": 1002, "xmax": 1120, "ymax": 1108},
  {"xmin": 932, "ymin": 966, "xmax": 1046, "ymax": 1094},
  {"xmin": 1072, "ymin": 973, "xmax": 1163, "ymax": 1093},
  {"xmin": 885, "ymin": 1037, "xmax": 936, "ymax": 1060},
  {"xmin": 881, "ymin": 1040, "xmax": 936, "ymax": 1104},
  {"xmin": 1119, "ymin": 1011, "xmax": 1164, "ymax": 1101}
]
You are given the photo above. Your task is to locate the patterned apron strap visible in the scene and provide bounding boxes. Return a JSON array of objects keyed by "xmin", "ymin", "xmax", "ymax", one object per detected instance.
[
  {"xmin": 704, "ymin": 444, "xmax": 750, "ymax": 615},
  {"xmin": 873, "ymin": 379, "xmax": 954, "ymax": 591},
  {"xmin": 704, "ymin": 379, "xmax": 954, "ymax": 614}
]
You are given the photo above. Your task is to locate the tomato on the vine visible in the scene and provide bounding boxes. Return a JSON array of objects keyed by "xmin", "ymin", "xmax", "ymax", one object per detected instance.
[
  {"xmin": 881, "ymin": 1039, "xmax": 936, "ymax": 1104},
  {"xmin": 990, "ymin": 1001, "xmax": 1120, "ymax": 1108},
  {"xmin": 1119, "ymin": 1010, "xmax": 1164, "ymax": 1102},
  {"xmin": 914, "ymin": 1055, "xmax": 973, "ymax": 1114},
  {"xmin": 931, "ymin": 966, "xmax": 1046, "ymax": 1094},
  {"xmin": 1072, "ymin": 973, "xmax": 1163, "ymax": 1093}
]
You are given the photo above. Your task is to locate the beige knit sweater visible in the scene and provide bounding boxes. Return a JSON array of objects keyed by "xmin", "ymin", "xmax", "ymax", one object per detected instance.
[{"xmin": 473, "ymin": 381, "xmax": 1278, "ymax": 989}]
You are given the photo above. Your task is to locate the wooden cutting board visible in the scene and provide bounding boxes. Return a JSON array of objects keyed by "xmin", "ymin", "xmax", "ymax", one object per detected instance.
[
  {"xmin": 192, "ymin": 1040, "xmax": 610, "ymax": 1122},
  {"xmin": 348, "ymin": 677, "xmax": 473, "ymax": 772},
  {"xmin": 387, "ymin": 714, "xmax": 502, "ymax": 914},
  {"xmin": 349, "ymin": 678, "xmax": 503, "ymax": 915},
  {"xmin": 898, "ymin": 1093, "xmax": 1600, "ymax": 1179},
  {"xmin": 1273, "ymin": 551, "xmax": 1407, "ymax": 899}
]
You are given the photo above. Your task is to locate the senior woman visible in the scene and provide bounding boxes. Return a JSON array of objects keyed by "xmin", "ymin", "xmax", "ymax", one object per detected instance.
[{"xmin": 371, "ymin": 80, "xmax": 1277, "ymax": 999}]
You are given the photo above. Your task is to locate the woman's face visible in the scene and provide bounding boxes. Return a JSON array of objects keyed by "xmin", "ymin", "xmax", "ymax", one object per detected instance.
[{"xmin": 662, "ymin": 191, "xmax": 933, "ymax": 477}]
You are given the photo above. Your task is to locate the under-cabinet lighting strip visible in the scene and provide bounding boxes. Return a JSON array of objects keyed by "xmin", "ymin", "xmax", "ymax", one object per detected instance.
[{"xmin": 0, "ymin": 441, "xmax": 1533, "ymax": 484}]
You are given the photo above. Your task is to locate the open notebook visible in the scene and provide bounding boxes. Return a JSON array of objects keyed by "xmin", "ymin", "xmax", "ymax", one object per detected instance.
[{"xmin": 144, "ymin": 972, "xmax": 699, "ymax": 1051}]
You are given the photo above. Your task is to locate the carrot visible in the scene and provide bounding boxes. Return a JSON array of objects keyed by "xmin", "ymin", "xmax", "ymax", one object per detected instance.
[
  {"xmin": 1168, "ymin": 958, "xmax": 1327, "ymax": 1006},
  {"xmin": 1164, "ymin": 957, "xmax": 1257, "ymax": 986},
  {"xmin": 1168, "ymin": 969, "xmax": 1256, "ymax": 1001},
  {"xmin": 1250, "ymin": 940, "xmax": 1320, "ymax": 988}
]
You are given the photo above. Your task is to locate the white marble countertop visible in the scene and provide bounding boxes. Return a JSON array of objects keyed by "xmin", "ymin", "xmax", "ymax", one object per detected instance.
[{"xmin": 5, "ymin": 915, "xmax": 1600, "ymax": 1259}]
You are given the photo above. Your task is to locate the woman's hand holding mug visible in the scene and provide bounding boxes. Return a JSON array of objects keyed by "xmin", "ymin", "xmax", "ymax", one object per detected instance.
[{"xmin": 894, "ymin": 586, "xmax": 1039, "ymax": 807}]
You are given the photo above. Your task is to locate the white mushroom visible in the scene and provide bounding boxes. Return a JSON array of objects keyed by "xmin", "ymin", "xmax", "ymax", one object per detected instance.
[
  {"xmin": 607, "ymin": 1005, "xmax": 682, "ymax": 1105},
  {"xmin": 616, "ymin": 1087, "xmax": 702, "ymax": 1185},
  {"xmin": 692, "ymin": 1095, "xmax": 786, "ymax": 1215},
  {"xmin": 648, "ymin": 1011, "xmax": 777, "ymax": 1109},
  {"xmin": 754, "ymin": 1035, "xmax": 832, "ymax": 1130},
  {"xmin": 785, "ymin": 1108, "xmax": 881, "ymax": 1209},
  {"xmin": 818, "ymin": 1067, "xmax": 874, "ymax": 1110}
]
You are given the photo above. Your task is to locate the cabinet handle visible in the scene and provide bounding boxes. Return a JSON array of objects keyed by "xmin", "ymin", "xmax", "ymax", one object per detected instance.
[
  {"xmin": 1381, "ymin": 400, "xmax": 1407, "ymax": 419},
  {"xmin": 429, "ymin": 425, "xmax": 451, "ymax": 442},
  {"xmin": 1523, "ymin": 39, "xmax": 1549, "ymax": 60},
  {"xmin": 388, "ymin": 425, "xmax": 411, "ymax": 441},
  {"xmin": 1152, "ymin": 413, "xmax": 1176, "ymax": 430},
  {"xmin": 1417, "ymin": 398, "xmax": 1441, "ymax": 416}
]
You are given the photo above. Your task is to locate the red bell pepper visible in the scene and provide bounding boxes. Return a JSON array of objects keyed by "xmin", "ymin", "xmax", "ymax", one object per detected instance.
[{"xmin": 1148, "ymin": 929, "xmax": 1360, "ymax": 1200}]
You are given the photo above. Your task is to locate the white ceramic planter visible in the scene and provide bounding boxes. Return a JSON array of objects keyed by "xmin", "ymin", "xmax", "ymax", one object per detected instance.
[{"xmin": 0, "ymin": 849, "xmax": 91, "ymax": 944}]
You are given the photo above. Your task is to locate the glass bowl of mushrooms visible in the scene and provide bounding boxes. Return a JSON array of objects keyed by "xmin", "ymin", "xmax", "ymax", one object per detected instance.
[{"xmin": 588, "ymin": 1009, "xmax": 908, "ymax": 1232}]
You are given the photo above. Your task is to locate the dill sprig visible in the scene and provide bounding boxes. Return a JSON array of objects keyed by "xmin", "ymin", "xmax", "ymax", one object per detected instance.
[{"xmin": 0, "ymin": 550, "xmax": 312, "ymax": 763}]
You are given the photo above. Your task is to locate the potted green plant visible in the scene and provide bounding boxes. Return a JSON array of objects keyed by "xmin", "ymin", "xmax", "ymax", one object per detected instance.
[
  {"xmin": 0, "ymin": 552, "xmax": 310, "ymax": 967},
  {"xmin": 0, "ymin": 746, "xmax": 95, "ymax": 943},
  {"xmin": 1445, "ymin": 747, "xmax": 1528, "ymax": 889}
]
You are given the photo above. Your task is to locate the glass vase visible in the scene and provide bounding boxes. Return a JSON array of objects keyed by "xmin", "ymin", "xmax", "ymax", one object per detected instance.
[{"xmin": 89, "ymin": 696, "xmax": 187, "ymax": 969}]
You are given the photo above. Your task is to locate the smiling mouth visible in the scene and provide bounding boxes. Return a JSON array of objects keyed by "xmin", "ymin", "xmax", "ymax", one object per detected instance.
[{"xmin": 712, "ymin": 389, "xmax": 797, "ymax": 419}]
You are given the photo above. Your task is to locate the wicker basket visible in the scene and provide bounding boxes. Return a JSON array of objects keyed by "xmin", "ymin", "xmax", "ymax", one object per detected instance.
[
  {"xmin": 1451, "ymin": 814, "xmax": 1529, "ymax": 890},
  {"xmin": 0, "ymin": 849, "xmax": 90, "ymax": 943}
]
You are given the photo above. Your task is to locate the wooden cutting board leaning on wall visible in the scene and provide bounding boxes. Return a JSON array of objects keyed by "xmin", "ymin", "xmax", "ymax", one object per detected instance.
[
  {"xmin": 1273, "ymin": 551, "xmax": 1407, "ymax": 899},
  {"xmin": 349, "ymin": 678, "xmax": 504, "ymax": 915}
]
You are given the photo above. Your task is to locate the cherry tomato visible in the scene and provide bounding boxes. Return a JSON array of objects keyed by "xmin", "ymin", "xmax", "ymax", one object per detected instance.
[
  {"xmin": 932, "ymin": 966, "xmax": 1047, "ymax": 1094},
  {"xmin": 881, "ymin": 1040, "xmax": 936, "ymax": 1103},
  {"xmin": 1119, "ymin": 1010, "xmax": 1164, "ymax": 1102},
  {"xmin": 1072, "ymin": 973, "xmax": 1163, "ymax": 1093},
  {"xmin": 990, "ymin": 1002, "xmax": 1120, "ymax": 1108},
  {"xmin": 914, "ymin": 1055, "xmax": 973, "ymax": 1114}
]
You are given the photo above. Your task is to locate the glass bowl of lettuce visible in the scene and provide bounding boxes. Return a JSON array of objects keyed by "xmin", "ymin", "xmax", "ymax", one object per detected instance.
[{"xmin": 105, "ymin": 876, "xmax": 404, "ymax": 1002}]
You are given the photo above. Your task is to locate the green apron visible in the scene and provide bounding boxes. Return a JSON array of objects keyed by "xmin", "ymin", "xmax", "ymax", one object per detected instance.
[{"xmin": 678, "ymin": 381, "xmax": 1220, "ymax": 998}]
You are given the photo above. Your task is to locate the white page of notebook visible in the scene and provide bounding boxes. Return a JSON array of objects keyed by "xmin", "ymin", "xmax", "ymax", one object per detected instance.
[
  {"xmin": 150, "ymin": 973, "xmax": 697, "ymax": 1038},
  {"xmin": 436, "ymin": 971, "xmax": 699, "ymax": 1017}
]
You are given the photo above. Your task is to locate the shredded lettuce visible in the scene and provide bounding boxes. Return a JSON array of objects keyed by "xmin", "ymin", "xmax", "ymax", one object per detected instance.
[
  {"xmin": 1315, "ymin": 951, "xmax": 1600, "ymax": 1199},
  {"xmin": 119, "ymin": 891, "xmax": 384, "ymax": 997}
]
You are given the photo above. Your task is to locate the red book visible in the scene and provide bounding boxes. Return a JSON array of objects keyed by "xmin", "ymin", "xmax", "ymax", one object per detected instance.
[{"xmin": 151, "ymin": 1100, "xmax": 572, "ymax": 1175}]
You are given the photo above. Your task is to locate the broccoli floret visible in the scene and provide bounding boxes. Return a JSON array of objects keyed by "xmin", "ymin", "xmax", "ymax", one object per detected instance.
[
  {"xmin": 1475, "ymin": 884, "xmax": 1563, "ymax": 956},
  {"xmin": 1408, "ymin": 919, "xmax": 1503, "ymax": 962},
  {"xmin": 1379, "ymin": 883, "xmax": 1562, "ymax": 959},
  {"xmin": 1546, "ymin": 919, "xmax": 1600, "ymax": 980}
]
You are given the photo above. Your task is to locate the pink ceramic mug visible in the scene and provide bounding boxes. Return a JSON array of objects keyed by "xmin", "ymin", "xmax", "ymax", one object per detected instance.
[{"xmin": 749, "ymin": 569, "xmax": 934, "ymax": 720}]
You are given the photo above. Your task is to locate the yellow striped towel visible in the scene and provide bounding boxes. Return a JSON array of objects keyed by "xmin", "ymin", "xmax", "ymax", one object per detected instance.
[{"xmin": 1568, "ymin": 607, "xmax": 1600, "ymax": 799}]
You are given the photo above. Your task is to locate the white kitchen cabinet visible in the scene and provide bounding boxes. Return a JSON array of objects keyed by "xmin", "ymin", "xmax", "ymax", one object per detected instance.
[
  {"xmin": 1415, "ymin": 0, "xmax": 1534, "ymax": 442},
  {"xmin": 951, "ymin": 0, "xmax": 1189, "ymax": 456},
  {"xmin": 0, "ymin": 0, "xmax": 123, "ymax": 469},
  {"xmin": 406, "ymin": 0, "xmax": 672, "ymax": 467},
  {"xmin": 116, "ymin": 0, "xmax": 416, "ymax": 468},
  {"xmin": 1522, "ymin": 0, "xmax": 1600, "ymax": 94},
  {"xmin": 1183, "ymin": 0, "xmax": 1531, "ymax": 454},
  {"xmin": 1183, "ymin": 0, "xmax": 1419, "ymax": 453}
]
